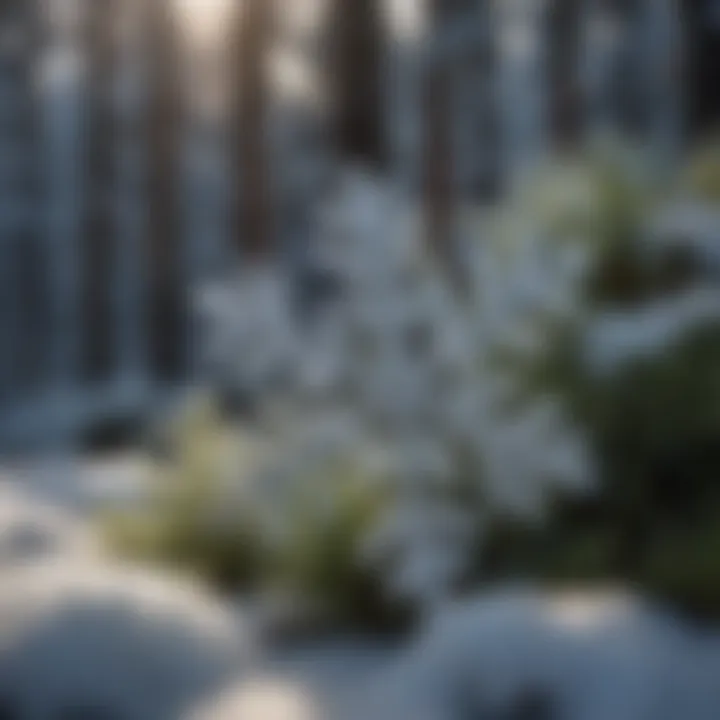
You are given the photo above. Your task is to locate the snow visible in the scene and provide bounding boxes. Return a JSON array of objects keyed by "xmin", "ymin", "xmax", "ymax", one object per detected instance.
[
  {"xmin": 645, "ymin": 203, "xmax": 720, "ymax": 274},
  {"xmin": 370, "ymin": 588, "xmax": 720, "ymax": 720},
  {"xmin": 0, "ymin": 458, "xmax": 718, "ymax": 719},
  {"xmin": 201, "ymin": 171, "xmax": 593, "ymax": 611},
  {"xmin": 0, "ymin": 457, "xmax": 253, "ymax": 720},
  {"xmin": 0, "ymin": 558, "xmax": 252, "ymax": 720},
  {"xmin": 584, "ymin": 287, "xmax": 720, "ymax": 375},
  {"xmin": 0, "ymin": 481, "xmax": 96, "ymax": 565}
]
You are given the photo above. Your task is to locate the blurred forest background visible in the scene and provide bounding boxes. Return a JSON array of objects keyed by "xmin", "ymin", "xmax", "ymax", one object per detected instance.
[
  {"xmin": 0, "ymin": 0, "xmax": 718, "ymax": 448},
  {"xmin": 2, "ymin": 0, "xmax": 720, "ymax": 632}
]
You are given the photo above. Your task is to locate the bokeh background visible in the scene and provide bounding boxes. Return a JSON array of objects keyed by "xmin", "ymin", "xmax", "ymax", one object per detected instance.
[
  {"xmin": 0, "ymin": 0, "xmax": 717, "ymax": 449},
  {"xmin": 1, "ymin": 1, "xmax": 720, "ymax": 718}
]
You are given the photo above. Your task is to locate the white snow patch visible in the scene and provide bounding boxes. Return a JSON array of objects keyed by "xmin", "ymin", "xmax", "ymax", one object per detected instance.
[
  {"xmin": 0, "ymin": 558, "xmax": 254, "ymax": 719},
  {"xmin": 370, "ymin": 588, "xmax": 720, "ymax": 720},
  {"xmin": 584, "ymin": 287, "xmax": 720, "ymax": 375}
]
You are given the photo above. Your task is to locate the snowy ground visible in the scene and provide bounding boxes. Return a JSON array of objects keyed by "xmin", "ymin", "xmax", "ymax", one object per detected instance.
[
  {"xmin": 0, "ymin": 454, "xmax": 719, "ymax": 719},
  {"xmin": 0, "ymin": 453, "xmax": 400, "ymax": 720}
]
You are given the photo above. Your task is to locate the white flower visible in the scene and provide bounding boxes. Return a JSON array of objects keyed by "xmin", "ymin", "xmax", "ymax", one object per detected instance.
[{"xmin": 201, "ymin": 170, "xmax": 594, "ymax": 611}]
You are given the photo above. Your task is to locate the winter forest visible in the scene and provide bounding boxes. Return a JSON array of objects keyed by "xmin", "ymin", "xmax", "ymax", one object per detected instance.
[{"xmin": 1, "ymin": 0, "xmax": 720, "ymax": 718}]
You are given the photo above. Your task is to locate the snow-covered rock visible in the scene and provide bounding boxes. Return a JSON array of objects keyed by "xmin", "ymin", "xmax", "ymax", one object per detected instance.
[
  {"xmin": 188, "ymin": 676, "xmax": 321, "ymax": 720},
  {"xmin": 0, "ymin": 482, "xmax": 95, "ymax": 565},
  {"xmin": 0, "ymin": 559, "xmax": 254, "ymax": 719},
  {"xmin": 370, "ymin": 588, "xmax": 720, "ymax": 720}
]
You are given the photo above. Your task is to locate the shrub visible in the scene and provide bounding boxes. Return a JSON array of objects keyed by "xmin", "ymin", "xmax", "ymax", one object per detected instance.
[
  {"xmin": 104, "ymin": 396, "xmax": 411, "ymax": 631},
  {"xmin": 102, "ymin": 395, "xmax": 264, "ymax": 593},
  {"xmin": 197, "ymin": 171, "xmax": 593, "ymax": 617},
  {"xmin": 109, "ymin": 159, "xmax": 720, "ymax": 627},
  {"xmin": 261, "ymin": 453, "xmax": 412, "ymax": 632},
  {"xmin": 481, "ymin": 154, "xmax": 720, "ymax": 619},
  {"xmin": 682, "ymin": 138, "xmax": 720, "ymax": 204}
]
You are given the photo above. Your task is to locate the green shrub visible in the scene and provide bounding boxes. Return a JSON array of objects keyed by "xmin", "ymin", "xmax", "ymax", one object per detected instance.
[
  {"xmin": 103, "ymin": 395, "xmax": 410, "ymax": 631},
  {"xmin": 484, "ymin": 299, "xmax": 720, "ymax": 619},
  {"xmin": 265, "ymin": 457, "xmax": 411, "ymax": 632},
  {"xmin": 682, "ymin": 138, "xmax": 720, "ymax": 203},
  {"xmin": 476, "ymin": 148, "xmax": 720, "ymax": 620},
  {"xmin": 101, "ymin": 395, "xmax": 264, "ymax": 593},
  {"xmin": 640, "ymin": 512, "xmax": 720, "ymax": 621}
]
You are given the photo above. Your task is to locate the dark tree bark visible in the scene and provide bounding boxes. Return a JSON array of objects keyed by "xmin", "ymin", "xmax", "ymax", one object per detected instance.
[
  {"xmin": 83, "ymin": 0, "xmax": 117, "ymax": 382},
  {"xmin": 547, "ymin": 0, "xmax": 584, "ymax": 149},
  {"xmin": 684, "ymin": 0, "xmax": 720, "ymax": 136},
  {"xmin": 145, "ymin": 0, "xmax": 185, "ymax": 380},
  {"xmin": 0, "ymin": 0, "xmax": 43, "ymax": 396},
  {"xmin": 421, "ymin": 0, "xmax": 462, "ymax": 278},
  {"xmin": 229, "ymin": 0, "xmax": 276, "ymax": 261},
  {"xmin": 421, "ymin": 60, "xmax": 454, "ymax": 263},
  {"xmin": 327, "ymin": 0, "xmax": 388, "ymax": 168}
]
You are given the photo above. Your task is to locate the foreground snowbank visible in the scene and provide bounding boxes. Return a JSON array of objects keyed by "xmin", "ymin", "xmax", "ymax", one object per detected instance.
[
  {"xmin": 368, "ymin": 588, "xmax": 720, "ymax": 720},
  {"xmin": 2, "ymin": 461, "xmax": 719, "ymax": 720},
  {"xmin": 189, "ymin": 677, "xmax": 321, "ymax": 720},
  {"xmin": 0, "ymin": 482, "xmax": 96, "ymax": 564},
  {"xmin": 0, "ymin": 459, "xmax": 255, "ymax": 719},
  {"xmin": 0, "ymin": 558, "xmax": 254, "ymax": 719}
]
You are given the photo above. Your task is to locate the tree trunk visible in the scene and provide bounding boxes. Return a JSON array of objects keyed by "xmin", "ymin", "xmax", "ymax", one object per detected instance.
[
  {"xmin": 327, "ymin": 0, "xmax": 387, "ymax": 168},
  {"xmin": 230, "ymin": 0, "xmax": 276, "ymax": 261},
  {"xmin": 0, "ymin": 0, "xmax": 42, "ymax": 398},
  {"xmin": 421, "ymin": 0, "xmax": 460, "ymax": 278},
  {"xmin": 547, "ymin": 0, "xmax": 583, "ymax": 149},
  {"xmin": 421, "ymin": 60, "xmax": 454, "ymax": 263},
  {"xmin": 84, "ymin": 0, "xmax": 117, "ymax": 382},
  {"xmin": 145, "ymin": 0, "xmax": 185, "ymax": 379}
]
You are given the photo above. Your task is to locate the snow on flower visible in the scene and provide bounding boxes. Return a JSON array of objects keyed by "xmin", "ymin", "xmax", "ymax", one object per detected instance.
[
  {"xmin": 201, "ymin": 169, "xmax": 594, "ymax": 611},
  {"xmin": 584, "ymin": 286, "xmax": 720, "ymax": 375},
  {"xmin": 644, "ymin": 202, "xmax": 720, "ymax": 275}
]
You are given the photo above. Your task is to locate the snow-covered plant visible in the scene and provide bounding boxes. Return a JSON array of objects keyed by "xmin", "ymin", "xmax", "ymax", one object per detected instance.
[
  {"xmin": 103, "ymin": 394, "xmax": 267, "ymax": 592},
  {"xmin": 506, "ymin": 155, "xmax": 720, "ymax": 618},
  {"xmin": 682, "ymin": 138, "xmax": 720, "ymax": 204},
  {"xmin": 200, "ymin": 266, "xmax": 301, "ymax": 408},
  {"xmin": 200, "ymin": 169, "xmax": 593, "ymax": 615}
]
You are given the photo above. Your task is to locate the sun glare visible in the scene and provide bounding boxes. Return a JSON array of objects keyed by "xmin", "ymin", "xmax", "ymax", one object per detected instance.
[{"xmin": 174, "ymin": 0, "xmax": 234, "ymax": 47}]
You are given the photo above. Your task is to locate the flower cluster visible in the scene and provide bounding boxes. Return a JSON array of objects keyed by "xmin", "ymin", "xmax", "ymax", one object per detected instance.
[{"xmin": 201, "ymin": 169, "xmax": 593, "ymax": 612}]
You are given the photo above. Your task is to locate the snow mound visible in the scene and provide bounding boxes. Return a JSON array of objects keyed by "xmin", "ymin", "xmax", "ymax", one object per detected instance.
[
  {"xmin": 371, "ymin": 588, "xmax": 720, "ymax": 720},
  {"xmin": 188, "ymin": 676, "xmax": 322, "ymax": 720},
  {"xmin": 0, "ymin": 482, "xmax": 96, "ymax": 565},
  {"xmin": 0, "ymin": 559, "xmax": 254, "ymax": 719}
]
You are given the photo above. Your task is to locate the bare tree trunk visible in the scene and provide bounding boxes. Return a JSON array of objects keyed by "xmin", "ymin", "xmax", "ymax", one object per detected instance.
[
  {"xmin": 421, "ymin": 60, "xmax": 454, "ymax": 263},
  {"xmin": 494, "ymin": 0, "xmax": 548, "ymax": 190},
  {"xmin": 0, "ymin": 0, "xmax": 41, "ymax": 401},
  {"xmin": 421, "ymin": 0, "xmax": 460, "ymax": 279},
  {"xmin": 145, "ymin": 0, "xmax": 185, "ymax": 380},
  {"xmin": 113, "ymin": 0, "xmax": 150, "ymax": 386},
  {"xmin": 327, "ymin": 0, "xmax": 387, "ymax": 168},
  {"xmin": 685, "ymin": 0, "xmax": 720, "ymax": 137},
  {"xmin": 547, "ymin": 0, "xmax": 583, "ymax": 149},
  {"xmin": 42, "ymin": 0, "xmax": 86, "ymax": 398},
  {"xmin": 84, "ymin": 0, "xmax": 118, "ymax": 382},
  {"xmin": 230, "ymin": 0, "xmax": 276, "ymax": 261}
]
